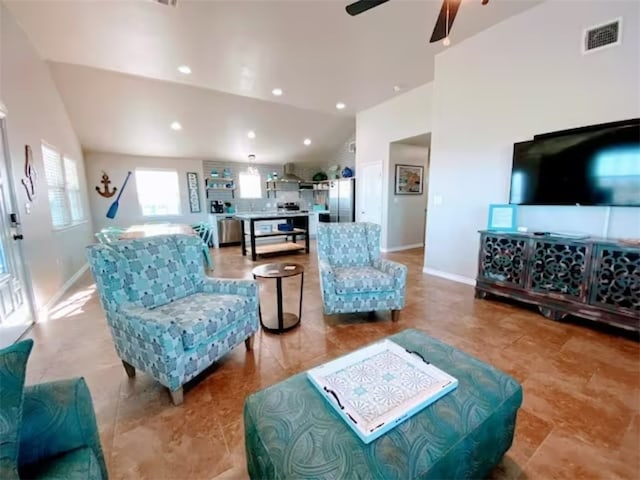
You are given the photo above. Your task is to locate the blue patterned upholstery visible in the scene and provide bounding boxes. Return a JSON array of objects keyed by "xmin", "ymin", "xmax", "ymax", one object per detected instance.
[
  {"xmin": 317, "ymin": 223, "xmax": 407, "ymax": 315},
  {"xmin": 86, "ymin": 234, "xmax": 259, "ymax": 400},
  {"xmin": 0, "ymin": 340, "xmax": 107, "ymax": 480}
]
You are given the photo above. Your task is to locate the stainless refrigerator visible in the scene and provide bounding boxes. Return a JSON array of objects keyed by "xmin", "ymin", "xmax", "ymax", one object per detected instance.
[{"xmin": 328, "ymin": 178, "xmax": 355, "ymax": 223}]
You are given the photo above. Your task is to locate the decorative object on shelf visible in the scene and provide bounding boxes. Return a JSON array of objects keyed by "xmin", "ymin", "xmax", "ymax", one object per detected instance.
[
  {"xmin": 487, "ymin": 204, "xmax": 517, "ymax": 232},
  {"xmin": 106, "ymin": 171, "xmax": 132, "ymax": 219},
  {"xmin": 341, "ymin": 166, "xmax": 354, "ymax": 178},
  {"xmin": 95, "ymin": 171, "xmax": 116, "ymax": 198},
  {"xmin": 223, "ymin": 168, "xmax": 232, "ymax": 178},
  {"xmin": 186, "ymin": 171, "xmax": 201, "ymax": 213},
  {"xmin": 224, "ymin": 202, "xmax": 234, "ymax": 213},
  {"xmin": 21, "ymin": 145, "xmax": 37, "ymax": 202},
  {"xmin": 312, "ymin": 171, "xmax": 328, "ymax": 182},
  {"xmin": 395, "ymin": 164, "xmax": 423, "ymax": 195},
  {"xmin": 210, "ymin": 169, "xmax": 219, "ymax": 177},
  {"xmin": 328, "ymin": 165, "xmax": 340, "ymax": 179}
]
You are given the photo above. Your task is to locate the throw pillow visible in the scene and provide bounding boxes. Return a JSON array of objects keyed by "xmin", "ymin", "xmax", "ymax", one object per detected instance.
[{"xmin": 0, "ymin": 339, "xmax": 34, "ymax": 480}]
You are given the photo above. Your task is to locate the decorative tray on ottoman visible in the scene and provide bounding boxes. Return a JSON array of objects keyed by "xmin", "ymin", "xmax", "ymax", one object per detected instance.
[{"xmin": 307, "ymin": 339, "xmax": 458, "ymax": 444}]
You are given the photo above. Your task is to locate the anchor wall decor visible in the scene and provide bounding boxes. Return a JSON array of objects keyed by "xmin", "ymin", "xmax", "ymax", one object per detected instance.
[
  {"xmin": 95, "ymin": 171, "xmax": 117, "ymax": 198},
  {"xmin": 21, "ymin": 145, "xmax": 37, "ymax": 202}
]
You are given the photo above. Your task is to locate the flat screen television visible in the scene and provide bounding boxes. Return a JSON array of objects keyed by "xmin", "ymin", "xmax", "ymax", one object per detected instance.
[{"xmin": 509, "ymin": 119, "xmax": 640, "ymax": 206}]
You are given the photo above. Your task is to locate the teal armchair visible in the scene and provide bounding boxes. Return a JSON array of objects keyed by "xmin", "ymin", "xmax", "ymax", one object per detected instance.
[
  {"xmin": 86, "ymin": 234, "xmax": 259, "ymax": 405},
  {"xmin": 0, "ymin": 339, "xmax": 107, "ymax": 480},
  {"xmin": 18, "ymin": 379, "xmax": 108, "ymax": 479},
  {"xmin": 316, "ymin": 222, "xmax": 408, "ymax": 321}
]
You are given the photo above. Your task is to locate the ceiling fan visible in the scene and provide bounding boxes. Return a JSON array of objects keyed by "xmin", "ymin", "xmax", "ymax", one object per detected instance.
[{"xmin": 345, "ymin": 0, "xmax": 490, "ymax": 44}]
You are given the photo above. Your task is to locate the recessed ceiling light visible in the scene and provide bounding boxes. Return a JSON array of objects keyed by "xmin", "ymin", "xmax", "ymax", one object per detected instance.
[
  {"xmin": 247, "ymin": 130, "xmax": 256, "ymax": 139},
  {"xmin": 336, "ymin": 102, "xmax": 346, "ymax": 110},
  {"xmin": 393, "ymin": 85, "xmax": 402, "ymax": 92},
  {"xmin": 177, "ymin": 65, "xmax": 191, "ymax": 75},
  {"xmin": 303, "ymin": 138, "xmax": 312, "ymax": 146},
  {"xmin": 443, "ymin": 37, "xmax": 451, "ymax": 47},
  {"xmin": 272, "ymin": 88, "xmax": 283, "ymax": 96},
  {"xmin": 170, "ymin": 121, "xmax": 182, "ymax": 131}
]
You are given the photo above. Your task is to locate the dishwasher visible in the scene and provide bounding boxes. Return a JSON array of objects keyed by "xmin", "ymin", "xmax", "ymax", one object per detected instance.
[{"xmin": 217, "ymin": 217, "xmax": 242, "ymax": 246}]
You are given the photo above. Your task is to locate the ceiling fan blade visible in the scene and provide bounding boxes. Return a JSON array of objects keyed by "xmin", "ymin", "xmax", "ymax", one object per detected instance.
[
  {"xmin": 345, "ymin": 0, "xmax": 390, "ymax": 16},
  {"xmin": 429, "ymin": 0, "xmax": 462, "ymax": 43}
]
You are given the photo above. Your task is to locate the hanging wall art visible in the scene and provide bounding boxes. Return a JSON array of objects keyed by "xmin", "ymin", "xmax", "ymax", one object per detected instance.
[
  {"xmin": 95, "ymin": 171, "xmax": 117, "ymax": 198},
  {"xmin": 186, "ymin": 171, "xmax": 201, "ymax": 213},
  {"xmin": 21, "ymin": 145, "xmax": 37, "ymax": 201}
]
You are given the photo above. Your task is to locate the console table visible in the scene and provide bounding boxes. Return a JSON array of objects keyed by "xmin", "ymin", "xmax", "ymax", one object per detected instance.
[
  {"xmin": 475, "ymin": 231, "xmax": 640, "ymax": 332},
  {"xmin": 236, "ymin": 212, "xmax": 310, "ymax": 261}
]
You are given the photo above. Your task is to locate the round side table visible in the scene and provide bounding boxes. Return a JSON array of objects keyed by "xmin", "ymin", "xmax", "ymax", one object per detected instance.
[{"xmin": 252, "ymin": 263, "xmax": 304, "ymax": 333}]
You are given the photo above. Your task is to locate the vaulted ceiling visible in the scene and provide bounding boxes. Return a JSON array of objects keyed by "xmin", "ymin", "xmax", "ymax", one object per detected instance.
[{"xmin": 5, "ymin": 0, "xmax": 542, "ymax": 163}]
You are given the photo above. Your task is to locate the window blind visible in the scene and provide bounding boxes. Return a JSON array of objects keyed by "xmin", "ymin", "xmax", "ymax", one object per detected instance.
[
  {"xmin": 42, "ymin": 144, "xmax": 70, "ymax": 228},
  {"xmin": 64, "ymin": 157, "xmax": 84, "ymax": 223}
]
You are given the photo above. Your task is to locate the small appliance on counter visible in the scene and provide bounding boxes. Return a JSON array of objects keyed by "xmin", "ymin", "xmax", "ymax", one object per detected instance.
[
  {"xmin": 211, "ymin": 200, "xmax": 224, "ymax": 213},
  {"xmin": 277, "ymin": 202, "xmax": 300, "ymax": 211}
]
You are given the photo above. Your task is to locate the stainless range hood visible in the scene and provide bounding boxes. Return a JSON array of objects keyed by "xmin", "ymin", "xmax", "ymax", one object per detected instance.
[{"xmin": 281, "ymin": 163, "xmax": 303, "ymax": 182}]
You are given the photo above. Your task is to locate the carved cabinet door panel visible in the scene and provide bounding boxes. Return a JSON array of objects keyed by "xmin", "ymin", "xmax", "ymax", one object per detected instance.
[
  {"xmin": 590, "ymin": 246, "xmax": 640, "ymax": 316},
  {"xmin": 478, "ymin": 234, "xmax": 527, "ymax": 287},
  {"xmin": 528, "ymin": 240, "xmax": 589, "ymax": 300}
]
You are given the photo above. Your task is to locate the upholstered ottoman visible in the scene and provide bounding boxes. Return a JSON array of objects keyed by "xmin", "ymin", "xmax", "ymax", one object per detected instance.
[{"xmin": 244, "ymin": 329, "xmax": 523, "ymax": 479}]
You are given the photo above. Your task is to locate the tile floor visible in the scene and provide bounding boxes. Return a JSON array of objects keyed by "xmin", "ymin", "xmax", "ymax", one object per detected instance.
[{"xmin": 21, "ymin": 243, "xmax": 639, "ymax": 479}]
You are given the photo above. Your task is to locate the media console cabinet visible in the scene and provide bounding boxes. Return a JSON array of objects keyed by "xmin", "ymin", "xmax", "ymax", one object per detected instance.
[{"xmin": 475, "ymin": 231, "xmax": 640, "ymax": 332}]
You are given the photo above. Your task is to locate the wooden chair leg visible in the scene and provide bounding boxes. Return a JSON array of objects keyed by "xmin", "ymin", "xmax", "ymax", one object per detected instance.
[
  {"xmin": 391, "ymin": 310, "xmax": 400, "ymax": 322},
  {"xmin": 245, "ymin": 335, "xmax": 254, "ymax": 351},
  {"xmin": 169, "ymin": 387, "xmax": 184, "ymax": 406},
  {"xmin": 122, "ymin": 360, "xmax": 136, "ymax": 378}
]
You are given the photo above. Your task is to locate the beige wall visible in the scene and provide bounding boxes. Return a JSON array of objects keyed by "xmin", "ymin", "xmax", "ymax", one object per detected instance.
[
  {"xmin": 355, "ymin": 83, "xmax": 433, "ymax": 250},
  {"xmin": 425, "ymin": 0, "xmax": 640, "ymax": 282},
  {"xmin": 387, "ymin": 143, "xmax": 430, "ymax": 250},
  {"xmin": 0, "ymin": 4, "xmax": 93, "ymax": 318},
  {"xmin": 84, "ymin": 151, "xmax": 208, "ymax": 233}
]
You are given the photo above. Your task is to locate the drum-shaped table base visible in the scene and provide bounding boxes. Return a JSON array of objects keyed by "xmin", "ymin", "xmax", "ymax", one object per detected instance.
[{"xmin": 252, "ymin": 263, "xmax": 304, "ymax": 334}]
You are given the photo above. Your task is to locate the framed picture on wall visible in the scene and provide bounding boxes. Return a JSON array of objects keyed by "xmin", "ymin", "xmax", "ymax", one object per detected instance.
[
  {"xmin": 186, "ymin": 172, "xmax": 201, "ymax": 213},
  {"xmin": 487, "ymin": 204, "xmax": 517, "ymax": 232},
  {"xmin": 395, "ymin": 164, "xmax": 424, "ymax": 195}
]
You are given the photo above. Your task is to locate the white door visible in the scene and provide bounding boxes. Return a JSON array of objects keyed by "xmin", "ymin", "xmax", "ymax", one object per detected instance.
[
  {"xmin": 0, "ymin": 113, "xmax": 35, "ymax": 347},
  {"xmin": 358, "ymin": 162, "xmax": 383, "ymax": 225}
]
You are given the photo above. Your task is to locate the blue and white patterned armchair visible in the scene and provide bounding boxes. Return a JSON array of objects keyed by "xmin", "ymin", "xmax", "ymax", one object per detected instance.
[
  {"xmin": 316, "ymin": 223, "xmax": 407, "ymax": 321},
  {"xmin": 86, "ymin": 234, "xmax": 259, "ymax": 405}
]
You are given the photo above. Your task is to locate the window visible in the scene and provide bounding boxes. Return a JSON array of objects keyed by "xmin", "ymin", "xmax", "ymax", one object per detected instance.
[
  {"xmin": 64, "ymin": 157, "xmax": 83, "ymax": 223},
  {"xmin": 239, "ymin": 170, "xmax": 262, "ymax": 199},
  {"xmin": 42, "ymin": 144, "xmax": 86, "ymax": 229},
  {"xmin": 135, "ymin": 169, "xmax": 181, "ymax": 216}
]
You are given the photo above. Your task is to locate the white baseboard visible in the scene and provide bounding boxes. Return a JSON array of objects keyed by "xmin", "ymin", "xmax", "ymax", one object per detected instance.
[
  {"xmin": 38, "ymin": 263, "xmax": 89, "ymax": 321},
  {"xmin": 381, "ymin": 243, "xmax": 424, "ymax": 253},
  {"xmin": 422, "ymin": 267, "xmax": 476, "ymax": 286}
]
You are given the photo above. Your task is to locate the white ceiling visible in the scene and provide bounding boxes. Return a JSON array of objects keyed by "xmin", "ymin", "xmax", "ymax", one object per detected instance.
[
  {"xmin": 47, "ymin": 62, "xmax": 354, "ymax": 163},
  {"xmin": 6, "ymin": 0, "xmax": 542, "ymax": 162}
]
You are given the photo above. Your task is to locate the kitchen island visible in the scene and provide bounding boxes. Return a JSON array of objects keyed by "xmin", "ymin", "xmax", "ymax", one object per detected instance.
[{"xmin": 235, "ymin": 212, "xmax": 310, "ymax": 261}]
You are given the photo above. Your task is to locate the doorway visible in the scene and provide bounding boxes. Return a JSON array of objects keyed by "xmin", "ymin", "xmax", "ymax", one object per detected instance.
[
  {"xmin": 0, "ymin": 112, "xmax": 35, "ymax": 347},
  {"xmin": 387, "ymin": 133, "xmax": 431, "ymax": 250}
]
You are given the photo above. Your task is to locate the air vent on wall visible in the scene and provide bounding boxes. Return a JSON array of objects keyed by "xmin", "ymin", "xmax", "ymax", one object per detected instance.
[
  {"xmin": 348, "ymin": 142, "xmax": 356, "ymax": 153},
  {"xmin": 583, "ymin": 19, "xmax": 621, "ymax": 54},
  {"xmin": 153, "ymin": 0, "xmax": 177, "ymax": 6}
]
